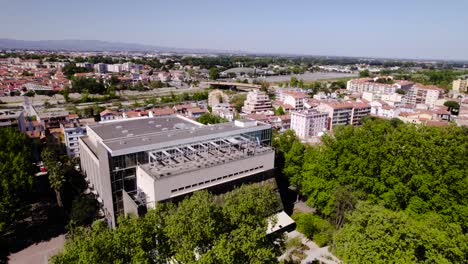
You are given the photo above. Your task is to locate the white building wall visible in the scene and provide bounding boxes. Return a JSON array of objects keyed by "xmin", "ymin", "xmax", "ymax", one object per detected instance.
[{"xmin": 138, "ymin": 151, "xmax": 275, "ymax": 208}]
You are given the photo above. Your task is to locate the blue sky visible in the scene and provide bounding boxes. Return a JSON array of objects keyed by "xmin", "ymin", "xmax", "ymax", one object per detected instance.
[{"xmin": 1, "ymin": 0, "xmax": 467, "ymax": 60}]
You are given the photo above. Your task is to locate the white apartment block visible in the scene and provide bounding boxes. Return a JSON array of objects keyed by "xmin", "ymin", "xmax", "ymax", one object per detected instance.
[
  {"xmin": 290, "ymin": 109, "xmax": 327, "ymax": 138},
  {"xmin": 242, "ymin": 90, "xmax": 272, "ymax": 114},
  {"xmin": 283, "ymin": 92, "xmax": 309, "ymax": 110},
  {"xmin": 362, "ymin": 91, "xmax": 403, "ymax": 106},
  {"xmin": 347, "ymin": 78, "xmax": 414, "ymax": 94},
  {"xmin": 76, "ymin": 62, "xmax": 94, "ymax": 69},
  {"xmin": 107, "ymin": 64, "xmax": 122, "ymax": 73},
  {"xmin": 347, "ymin": 78, "xmax": 397, "ymax": 94},
  {"xmin": 403, "ymin": 84, "xmax": 443, "ymax": 108}
]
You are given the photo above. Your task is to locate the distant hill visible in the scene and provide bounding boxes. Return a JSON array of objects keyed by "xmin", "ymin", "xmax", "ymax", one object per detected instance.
[{"xmin": 0, "ymin": 38, "xmax": 241, "ymax": 54}]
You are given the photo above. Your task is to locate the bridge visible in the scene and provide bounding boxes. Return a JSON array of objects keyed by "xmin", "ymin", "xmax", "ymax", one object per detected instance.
[{"xmin": 201, "ymin": 81, "xmax": 261, "ymax": 91}]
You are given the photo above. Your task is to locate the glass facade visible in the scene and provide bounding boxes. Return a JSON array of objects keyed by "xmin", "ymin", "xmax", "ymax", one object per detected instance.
[
  {"xmin": 245, "ymin": 127, "xmax": 272, "ymax": 146},
  {"xmin": 109, "ymin": 152, "xmax": 148, "ymax": 215}
]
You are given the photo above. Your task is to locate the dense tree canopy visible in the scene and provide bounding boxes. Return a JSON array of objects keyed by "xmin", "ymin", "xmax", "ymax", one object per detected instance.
[
  {"xmin": 196, "ymin": 113, "xmax": 226, "ymax": 125},
  {"xmin": 0, "ymin": 128, "xmax": 35, "ymax": 234},
  {"xmin": 293, "ymin": 119, "xmax": 468, "ymax": 226},
  {"xmin": 333, "ymin": 202, "xmax": 468, "ymax": 264},
  {"xmin": 70, "ymin": 77, "xmax": 106, "ymax": 94},
  {"xmin": 51, "ymin": 183, "xmax": 282, "ymax": 263},
  {"xmin": 277, "ymin": 118, "xmax": 468, "ymax": 262},
  {"xmin": 62, "ymin": 63, "xmax": 93, "ymax": 79}
]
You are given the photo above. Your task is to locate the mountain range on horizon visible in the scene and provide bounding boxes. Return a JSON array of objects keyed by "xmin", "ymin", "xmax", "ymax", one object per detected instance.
[
  {"xmin": 0, "ymin": 38, "xmax": 244, "ymax": 54},
  {"xmin": 1, "ymin": 38, "xmax": 467, "ymax": 62}
]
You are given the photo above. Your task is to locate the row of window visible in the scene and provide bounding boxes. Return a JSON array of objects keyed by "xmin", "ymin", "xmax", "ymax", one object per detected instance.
[{"xmin": 170, "ymin": 165, "xmax": 264, "ymax": 193}]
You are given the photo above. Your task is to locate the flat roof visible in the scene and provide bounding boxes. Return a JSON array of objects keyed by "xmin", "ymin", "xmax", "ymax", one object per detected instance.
[
  {"xmin": 89, "ymin": 116, "xmax": 199, "ymax": 141},
  {"xmin": 87, "ymin": 115, "xmax": 271, "ymax": 155}
]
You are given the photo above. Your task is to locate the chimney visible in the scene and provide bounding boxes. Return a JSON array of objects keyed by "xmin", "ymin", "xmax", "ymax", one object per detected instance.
[{"xmin": 148, "ymin": 111, "xmax": 154, "ymax": 118}]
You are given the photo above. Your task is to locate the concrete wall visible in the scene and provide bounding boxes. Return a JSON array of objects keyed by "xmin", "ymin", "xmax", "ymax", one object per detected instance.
[
  {"xmin": 137, "ymin": 151, "xmax": 275, "ymax": 208},
  {"xmin": 79, "ymin": 137, "xmax": 116, "ymax": 227}
]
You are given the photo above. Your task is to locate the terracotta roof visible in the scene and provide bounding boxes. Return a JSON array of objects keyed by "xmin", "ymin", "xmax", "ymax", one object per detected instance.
[
  {"xmin": 188, "ymin": 107, "xmax": 206, "ymax": 114},
  {"xmin": 246, "ymin": 114, "xmax": 269, "ymax": 121},
  {"xmin": 151, "ymin": 108, "xmax": 175, "ymax": 116},
  {"xmin": 100, "ymin": 109, "xmax": 118, "ymax": 116}
]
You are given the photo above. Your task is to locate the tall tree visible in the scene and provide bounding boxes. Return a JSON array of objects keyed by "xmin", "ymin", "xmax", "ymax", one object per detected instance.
[
  {"xmin": 41, "ymin": 148, "xmax": 65, "ymax": 207},
  {"xmin": 0, "ymin": 128, "xmax": 34, "ymax": 234}
]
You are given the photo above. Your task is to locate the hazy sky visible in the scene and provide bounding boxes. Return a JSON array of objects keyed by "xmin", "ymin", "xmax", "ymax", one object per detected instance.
[{"xmin": 1, "ymin": 0, "xmax": 467, "ymax": 60}]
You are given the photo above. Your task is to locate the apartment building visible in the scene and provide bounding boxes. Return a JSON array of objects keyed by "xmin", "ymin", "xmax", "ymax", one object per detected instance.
[
  {"xmin": 290, "ymin": 109, "xmax": 327, "ymax": 138},
  {"xmin": 79, "ymin": 115, "xmax": 274, "ymax": 227},
  {"xmin": 403, "ymin": 84, "xmax": 443, "ymax": 108},
  {"xmin": 283, "ymin": 92, "xmax": 309, "ymax": 110},
  {"xmin": 242, "ymin": 90, "xmax": 272, "ymax": 114},
  {"xmin": 316, "ymin": 101, "xmax": 371, "ymax": 130},
  {"xmin": 347, "ymin": 78, "xmax": 413, "ymax": 94},
  {"xmin": 352, "ymin": 102, "xmax": 372, "ymax": 125},
  {"xmin": 94, "ymin": 63, "xmax": 107, "ymax": 73},
  {"xmin": 453, "ymin": 79, "xmax": 468, "ymax": 93},
  {"xmin": 61, "ymin": 117, "xmax": 96, "ymax": 158},
  {"xmin": 107, "ymin": 64, "xmax": 122, "ymax": 73}
]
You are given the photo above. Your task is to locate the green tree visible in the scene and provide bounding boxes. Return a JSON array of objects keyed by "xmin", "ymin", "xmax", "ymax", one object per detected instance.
[
  {"xmin": 292, "ymin": 213, "xmax": 334, "ymax": 247},
  {"xmin": 333, "ymin": 202, "xmax": 468, "ymax": 264},
  {"xmin": 359, "ymin": 69, "xmax": 370, "ymax": 77},
  {"xmin": 196, "ymin": 113, "xmax": 226, "ymax": 125},
  {"xmin": 275, "ymin": 106, "xmax": 285, "ymax": 116},
  {"xmin": 52, "ymin": 183, "xmax": 282, "ymax": 263},
  {"xmin": 0, "ymin": 128, "xmax": 34, "ymax": 234},
  {"xmin": 283, "ymin": 141, "xmax": 305, "ymax": 179},
  {"xmin": 231, "ymin": 93, "xmax": 247, "ymax": 112},
  {"xmin": 444, "ymin": 100, "xmax": 460, "ymax": 115},
  {"xmin": 41, "ymin": 148, "xmax": 65, "ymax": 207},
  {"xmin": 68, "ymin": 194, "xmax": 99, "ymax": 227},
  {"xmin": 209, "ymin": 67, "xmax": 220, "ymax": 80}
]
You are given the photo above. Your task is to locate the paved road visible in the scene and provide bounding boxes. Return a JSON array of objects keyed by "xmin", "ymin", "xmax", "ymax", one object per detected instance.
[{"xmin": 8, "ymin": 234, "xmax": 65, "ymax": 264}]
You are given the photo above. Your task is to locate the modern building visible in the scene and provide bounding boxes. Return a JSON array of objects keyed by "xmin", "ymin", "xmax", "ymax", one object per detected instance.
[
  {"xmin": 453, "ymin": 79, "xmax": 468, "ymax": 93},
  {"xmin": 290, "ymin": 109, "xmax": 327, "ymax": 138},
  {"xmin": 79, "ymin": 115, "xmax": 274, "ymax": 227},
  {"xmin": 242, "ymin": 90, "xmax": 272, "ymax": 114}
]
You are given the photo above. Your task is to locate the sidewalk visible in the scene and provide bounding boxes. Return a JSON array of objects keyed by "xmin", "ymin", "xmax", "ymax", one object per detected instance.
[{"xmin": 8, "ymin": 234, "xmax": 65, "ymax": 264}]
